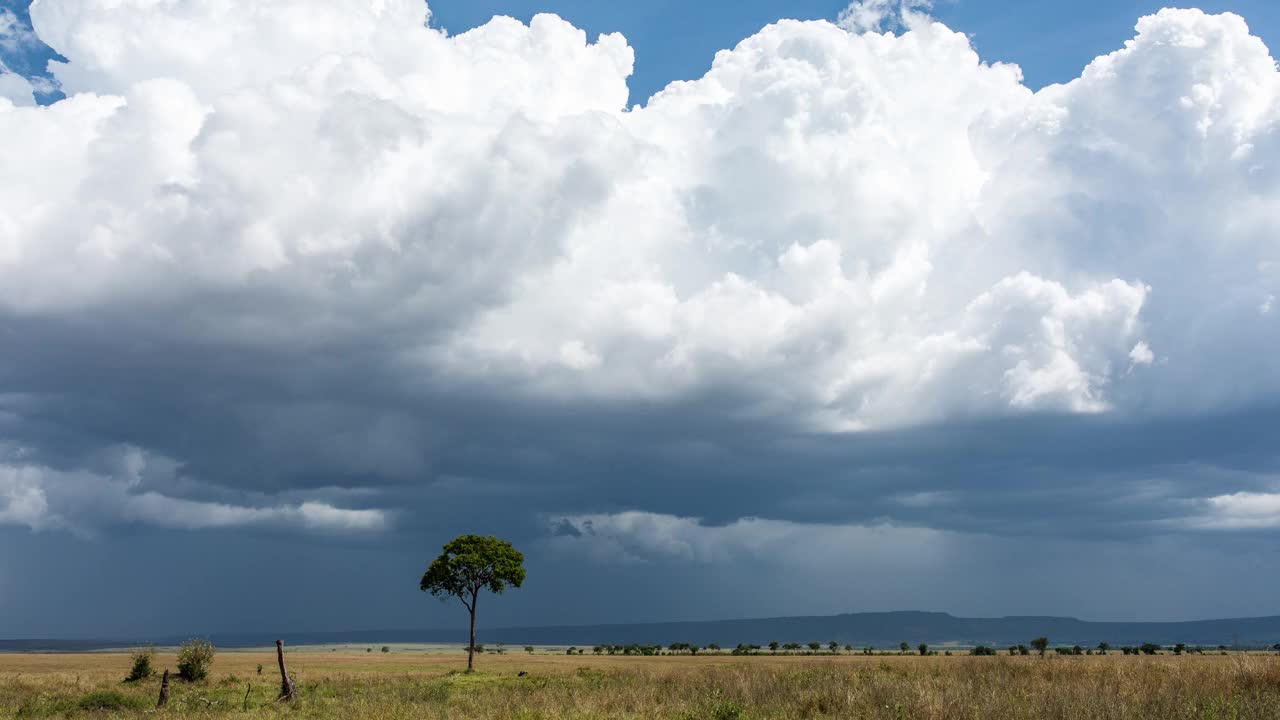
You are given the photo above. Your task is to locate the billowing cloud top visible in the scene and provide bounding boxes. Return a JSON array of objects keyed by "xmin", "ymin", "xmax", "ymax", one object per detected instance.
[{"xmin": 1, "ymin": 0, "xmax": 1279, "ymax": 551}]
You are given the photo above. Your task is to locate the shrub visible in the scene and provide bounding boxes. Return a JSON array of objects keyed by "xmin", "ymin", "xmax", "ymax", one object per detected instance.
[
  {"xmin": 177, "ymin": 638, "xmax": 216, "ymax": 682},
  {"xmin": 971, "ymin": 646, "xmax": 996, "ymax": 656},
  {"xmin": 381, "ymin": 646, "xmax": 391, "ymax": 653},
  {"xmin": 124, "ymin": 646, "xmax": 155, "ymax": 682}
]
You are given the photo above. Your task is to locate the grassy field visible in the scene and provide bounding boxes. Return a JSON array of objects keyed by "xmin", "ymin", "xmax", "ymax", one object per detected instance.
[{"xmin": 2, "ymin": 648, "xmax": 1279, "ymax": 719}]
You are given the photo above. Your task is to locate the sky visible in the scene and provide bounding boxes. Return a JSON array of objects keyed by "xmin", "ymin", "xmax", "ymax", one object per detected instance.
[{"xmin": 1, "ymin": 0, "xmax": 1280, "ymax": 639}]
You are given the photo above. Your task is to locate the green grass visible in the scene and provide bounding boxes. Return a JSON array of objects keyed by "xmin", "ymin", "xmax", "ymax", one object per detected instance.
[{"xmin": 2, "ymin": 651, "xmax": 1279, "ymax": 719}]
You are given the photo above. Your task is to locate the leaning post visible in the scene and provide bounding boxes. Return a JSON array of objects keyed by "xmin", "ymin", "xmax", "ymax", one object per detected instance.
[{"xmin": 156, "ymin": 668, "xmax": 170, "ymax": 708}]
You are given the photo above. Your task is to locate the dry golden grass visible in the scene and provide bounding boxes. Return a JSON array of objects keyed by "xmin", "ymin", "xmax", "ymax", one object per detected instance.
[{"xmin": 2, "ymin": 650, "xmax": 1278, "ymax": 719}]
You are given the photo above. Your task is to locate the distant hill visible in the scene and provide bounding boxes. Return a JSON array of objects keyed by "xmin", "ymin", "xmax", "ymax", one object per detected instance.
[
  {"xmin": 462, "ymin": 611, "xmax": 1280, "ymax": 649},
  {"xmin": 5, "ymin": 611, "xmax": 1279, "ymax": 651}
]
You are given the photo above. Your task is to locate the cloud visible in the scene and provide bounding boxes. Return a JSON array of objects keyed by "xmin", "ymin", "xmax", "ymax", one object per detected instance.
[
  {"xmin": 0, "ymin": 446, "xmax": 388, "ymax": 534},
  {"xmin": 837, "ymin": 0, "xmax": 933, "ymax": 34},
  {"xmin": 5, "ymin": 2, "xmax": 1280, "ymax": 634},
  {"xmin": 1191, "ymin": 491, "xmax": 1280, "ymax": 529},
  {"xmin": 546, "ymin": 511, "xmax": 946, "ymax": 568},
  {"xmin": 0, "ymin": 8, "xmax": 38, "ymax": 54},
  {"xmin": 0, "ymin": 0, "xmax": 1277, "ymax": 548},
  {"xmin": 0, "ymin": 63, "xmax": 35, "ymax": 106}
]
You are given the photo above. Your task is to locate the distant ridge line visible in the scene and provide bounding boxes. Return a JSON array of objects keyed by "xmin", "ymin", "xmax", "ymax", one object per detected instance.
[{"xmin": 6, "ymin": 611, "xmax": 1279, "ymax": 651}]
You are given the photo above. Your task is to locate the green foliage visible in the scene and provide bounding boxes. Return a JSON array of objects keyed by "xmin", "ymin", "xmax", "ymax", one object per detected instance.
[
  {"xmin": 421, "ymin": 535, "xmax": 526, "ymax": 603},
  {"xmin": 177, "ymin": 638, "xmax": 216, "ymax": 682},
  {"xmin": 1031, "ymin": 637, "xmax": 1049, "ymax": 656},
  {"xmin": 123, "ymin": 646, "xmax": 154, "ymax": 682},
  {"xmin": 381, "ymin": 646, "xmax": 391, "ymax": 653},
  {"xmin": 1140, "ymin": 643, "xmax": 1161, "ymax": 655},
  {"xmin": 971, "ymin": 646, "xmax": 997, "ymax": 656},
  {"xmin": 807, "ymin": 641, "xmax": 821, "ymax": 651},
  {"xmin": 75, "ymin": 690, "xmax": 149, "ymax": 712},
  {"xmin": 899, "ymin": 642, "xmax": 910, "ymax": 652},
  {"xmin": 917, "ymin": 643, "xmax": 928, "ymax": 656}
]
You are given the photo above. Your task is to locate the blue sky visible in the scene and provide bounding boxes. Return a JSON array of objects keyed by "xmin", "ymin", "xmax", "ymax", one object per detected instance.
[{"xmin": 2, "ymin": 0, "xmax": 1280, "ymax": 639}]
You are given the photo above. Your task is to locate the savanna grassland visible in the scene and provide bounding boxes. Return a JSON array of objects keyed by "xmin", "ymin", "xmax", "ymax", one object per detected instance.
[{"xmin": 2, "ymin": 649, "xmax": 1279, "ymax": 719}]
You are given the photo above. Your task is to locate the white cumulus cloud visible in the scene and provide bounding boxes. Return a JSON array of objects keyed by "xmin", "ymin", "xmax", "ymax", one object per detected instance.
[{"xmin": 1, "ymin": 1, "xmax": 1279, "ymax": 533}]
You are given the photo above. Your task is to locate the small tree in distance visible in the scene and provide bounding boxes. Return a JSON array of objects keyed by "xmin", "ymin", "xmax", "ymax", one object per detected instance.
[
  {"xmin": 918, "ymin": 643, "xmax": 929, "ymax": 656},
  {"xmin": 1031, "ymin": 637, "xmax": 1049, "ymax": 657},
  {"xmin": 900, "ymin": 642, "xmax": 910, "ymax": 653},
  {"xmin": 769, "ymin": 641, "xmax": 780, "ymax": 654},
  {"xmin": 420, "ymin": 534, "xmax": 526, "ymax": 673}
]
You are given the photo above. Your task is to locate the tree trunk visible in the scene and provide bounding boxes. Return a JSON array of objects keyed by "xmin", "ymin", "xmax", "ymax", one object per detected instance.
[
  {"xmin": 156, "ymin": 669, "xmax": 170, "ymax": 708},
  {"xmin": 467, "ymin": 599, "xmax": 477, "ymax": 673},
  {"xmin": 276, "ymin": 640, "xmax": 297, "ymax": 701}
]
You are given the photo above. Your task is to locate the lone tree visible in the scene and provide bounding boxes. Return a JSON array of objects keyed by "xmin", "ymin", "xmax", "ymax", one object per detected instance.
[
  {"xmin": 420, "ymin": 534, "xmax": 526, "ymax": 672},
  {"xmin": 1031, "ymin": 637, "xmax": 1049, "ymax": 657}
]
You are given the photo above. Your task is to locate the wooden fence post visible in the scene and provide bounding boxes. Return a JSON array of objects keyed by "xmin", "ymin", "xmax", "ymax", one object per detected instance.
[
  {"xmin": 276, "ymin": 640, "xmax": 298, "ymax": 701},
  {"xmin": 156, "ymin": 668, "xmax": 170, "ymax": 708}
]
